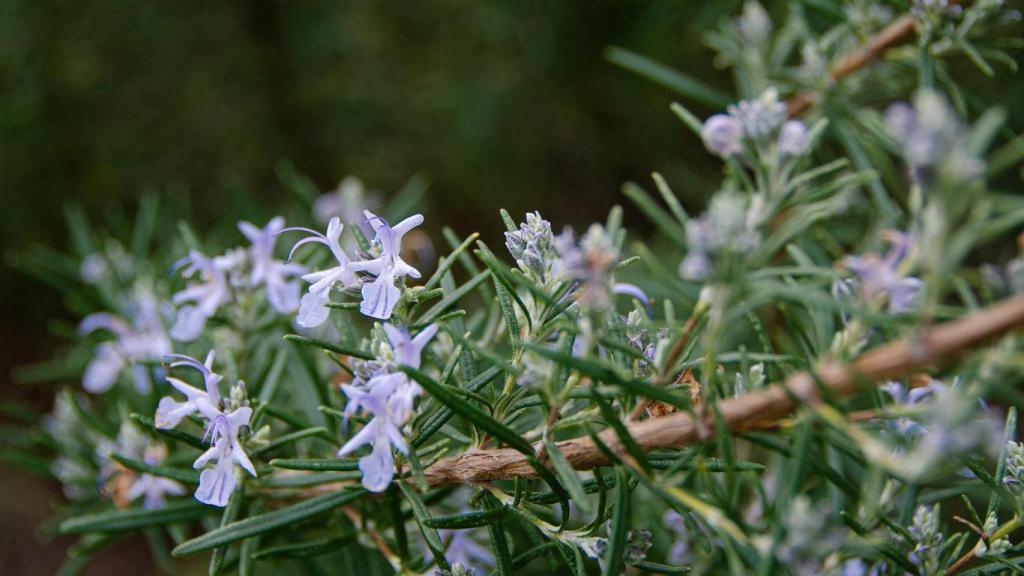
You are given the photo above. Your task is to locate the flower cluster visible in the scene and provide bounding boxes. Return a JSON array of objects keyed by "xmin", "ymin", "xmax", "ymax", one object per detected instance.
[
  {"xmin": 338, "ymin": 323, "xmax": 438, "ymax": 492},
  {"xmin": 908, "ymin": 505, "xmax": 944, "ymax": 573},
  {"xmin": 125, "ymin": 444, "xmax": 186, "ymax": 509},
  {"xmin": 79, "ymin": 293, "xmax": 171, "ymax": 393},
  {"xmin": 505, "ymin": 210, "xmax": 558, "ymax": 286},
  {"xmin": 679, "ymin": 191, "xmax": 763, "ymax": 281},
  {"xmin": 885, "ymin": 90, "xmax": 984, "ymax": 185},
  {"xmin": 284, "ymin": 210, "xmax": 424, "ymax": 324},
  {"xmin": 155, "ymin": 351, "xmax": 256, "ymax": 506},
  {"xmin": 170, "ymin": 217, "xmax": 306, "ymax": 341},
  {"xmin": 842, "ymin": 230, "xmax": 922, "ymax": 314},
  {"xmin": 701, "ymin": 88, "xmax": 808, "ymax": 160}
]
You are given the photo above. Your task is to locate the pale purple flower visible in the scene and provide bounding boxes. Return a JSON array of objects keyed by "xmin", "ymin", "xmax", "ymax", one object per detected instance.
[
  {"xmin": 347, "ymin": 210, "xmax": 424, "ymax": 320},
  {"xmin": 885, "ymin": 91, "xmax": 983, "ymax": 183},
  {"xmin": 192, "ymin": 403, "xmax": 256, "ymax": 507},
  {"xmin": 80, "ymin": 253, "xmax": 108, "ymax": 284},
  {"xmin": 336, "ymin": 384, "xmax": 407, "ymax": 492},
  {"xmin": 701, "ymin": 114, "xmax": 743, "ymax": 157},
  {"xmin": 169, "ymin": 251, "xmax": 234, "ymax": 341},
  {"xmin": 337, "ymin": 324, "xmax": 437, "ymax": 492},
  {"xmin": 79, "ymin": 297, "xmax": 171, "ymax": 394},
  {"xmin": 441, "ymin": 530, "xmax": 494, "ymax": 571},
  {"xmin": 663, "ymin": 510, "xmax": 691, "ymax": 565},
  {"xmin": 154, "ymin": 350, "xmax": 255, "ymax": 507},
  {"xmin": 881, "ymin": 379, "xmax": 945, "ymax": 436},
  {"xmin": 385, "ymin": 323, "xmax": 438, "ymax": 369},
  {"xmin": 280, "ymin": 217, "xmax": 359, "ymax": 328},
  {"xmin": 95, "ymin": 421, "xmax": 149, "ymax": 486},
  {"xmin": 612, "ymin": 283, "xmax": 653, "ymax": 317},
  {"xmin": 154, "ymin": 351, "xmax": 223, "ymax": 429},
  {"xmin": 844, "ymin": 231, "xmax": 921, "ymax": 313},
  {"xmin": 239, "ymin": 217, "xmax": 307, "ymax": 314},
  {"xmin": 312, "ymin": 176, "xmax": 380, "ymax": 226},
  {"xmin": 552, "ymin": 224, "xmax": 621, "ymax": 312},
  {"xmin": 778, "ymin": 120, "xmax": 808, "ymax": 156},
  {"xmin": 128, "ymin": 445, "xmax": 185, "ymax": 509}
]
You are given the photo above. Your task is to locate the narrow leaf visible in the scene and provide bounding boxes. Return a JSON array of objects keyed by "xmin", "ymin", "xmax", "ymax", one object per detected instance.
[{"xmin": 173, "ymin": 489, "xmax": 367, "ymax": 556}]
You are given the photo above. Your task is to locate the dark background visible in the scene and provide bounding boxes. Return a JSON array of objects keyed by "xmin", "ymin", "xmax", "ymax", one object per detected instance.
[{"xmin": 1, "ymin": 1, "xmax": 1021, "ymax": 573}]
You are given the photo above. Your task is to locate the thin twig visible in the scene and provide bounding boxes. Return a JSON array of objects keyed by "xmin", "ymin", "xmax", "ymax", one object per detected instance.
[
  {"xmin": 786, "ymin": 14, "xmax": 918, "ymax": 116},
  {"xmin": 630, "ymin": 311, "xmax": 702, "ymax": 421},
  {"xmin": 421, "ymin": 293, "xmax": 1024, "ymax": 486}
]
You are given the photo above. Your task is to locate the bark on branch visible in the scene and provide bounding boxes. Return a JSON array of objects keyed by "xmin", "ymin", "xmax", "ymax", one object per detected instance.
[
  {"xmin": 422, "ymin": 293, "xmax": 1024, "ymax": 486},
  {"xmin": 787, "ymin": 14, "xmax": 917, "ymax": 116}
]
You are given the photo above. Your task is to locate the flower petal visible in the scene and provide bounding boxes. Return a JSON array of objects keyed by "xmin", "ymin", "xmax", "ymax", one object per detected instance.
[
  {"xmin": 83, "ymin": 344, "xmax": 125, "ymax": 394},
  {"xmin": 358, "ymin": 441, "xmax": 395, "ymax": 492},
  {"xmin": 359, "ymin": 273, "xmax": 400, "ymax": 320},
  {"xmin": 155, "ymin": 396, "xmax": 197, "ymax": 429},
  {"xmin": 195, "ymin": 458, "xmax": 237, "ymax": 507},
  {"xmin": 232, "ymin": 445, "xmax": 257, "ymax": 478},
  {"xmin": 170, "ymin": 305, "xmax": 208, "ymax": 342},
  {"xmin": 267, "ymin": 277, "xmax": 301, "ymax": 314},
  {"xmin": 297, "ymin": 290, "xmax": 331, "ymax": 328}
]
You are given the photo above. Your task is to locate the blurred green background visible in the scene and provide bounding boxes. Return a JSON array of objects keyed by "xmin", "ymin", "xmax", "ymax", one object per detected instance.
[
  {"xmin": 1, "ymin": 0, "xmax": 739, "ymax": 393},
  {"xmin": 1, "ymin": 1, "xmax": 1021, "ymax": 573},
  {"xmin": 0, "ymin": 2, "xmax": 735, "ymax": 572}
]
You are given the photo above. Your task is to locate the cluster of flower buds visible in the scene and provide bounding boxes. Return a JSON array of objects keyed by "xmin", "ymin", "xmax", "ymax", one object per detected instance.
[
  {"xmin": 679, "ymin": 192, "xmax": 763, "ymax": 281},
  {"xmin": 701, "ymin": 89, "xmax": 808, "ymax": 160},
  {"xmin": 908, "ymin": 505, "xmax": 944, "ymax": 572},
  {"xmin": 504, "ymin": 210, "xmax": 558, "ymax": 286},
  {"xmin": 885, "ymin": 90, "xmax": 984, "ymax": 186}
]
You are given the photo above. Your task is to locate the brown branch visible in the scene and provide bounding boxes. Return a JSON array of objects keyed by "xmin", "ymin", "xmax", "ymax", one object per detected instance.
[
  {"xmin": 787, "ymin": 14, "xmax": 917, "ymax": 116},
  {"xmin": 421, "ymin": 293, "xmax": 1024, "ymax": 486}
]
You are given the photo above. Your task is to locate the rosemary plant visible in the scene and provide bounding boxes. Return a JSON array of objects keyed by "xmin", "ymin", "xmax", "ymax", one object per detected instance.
[{"xmin": 6, "ymin": 2, "xmax": 1024, "ymax": 575}]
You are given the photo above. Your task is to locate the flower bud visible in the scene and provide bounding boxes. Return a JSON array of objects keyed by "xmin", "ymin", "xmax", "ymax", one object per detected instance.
[
  {"xmin": 701, "ymin": 114, "xmax": 743, "ymax": 157},
  {"xmin": 778, "ymin": 120, "xmax": 808, "ymax": 156}
]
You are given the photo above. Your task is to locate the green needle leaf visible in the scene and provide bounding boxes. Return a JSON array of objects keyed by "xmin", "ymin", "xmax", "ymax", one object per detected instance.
[
  {"xmin": 397, "ymin": 481, "xmax": 451, "ymax": 571},
  {"xmin": 603, "ymin": 467, "xmax": 631, "ymax": 576},
  {"xmin": 251, "ymin": 533, "xmax": 357, "ymax": 560},
  {"xmin": 424, "ymin": 507, "xmax": 509, "ymax": 529},
  {"xmin": 172, "ymin": 489, "xmax": 366, "ymax": 556},
  {"xmin": 282, "ymin": 334, "xmax": 374, "ymax": 360},
  {"xmin": 111, "ymin": 454, "xmax": 199, "ymax": 484},
  {"xmin": 61, "ymin": 501, "xmax": 210, "ymax": 534},
  {"xmin": 269, "ymin": 458, "xmax": 361, "ymax": 472}
]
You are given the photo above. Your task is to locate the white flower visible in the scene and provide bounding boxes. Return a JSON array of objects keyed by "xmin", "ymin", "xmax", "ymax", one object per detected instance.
[
  {"xmin": 155, "ymin": 351, "xmax": 223, "ymax": 429},
  {"xmin": 154, "ymin": 350, "xmax": 256, "ymax": 507},
  {"xmin": 338, "ymin": 324, "xmax": 437, "ymax": 492},
  {"xmin": 238, "ymin": 217, "xmax": 307, "ymax": 314},
  {"xmin": 192, "ymin": 404, "xmax": 256, "ymax": 507},
  {"xmin": 169, "ymin": 251, "xmax": 234, "ymax": 341},
  {"xmin": 281, "ymin": 217, "xmax": 360, "ymax": 328},
  {"xmin": 128, "ymin": 445, "xmax": 186, "ymax": 509},
  {"xmin": 80, "ymin": 253, "xmax": 108, "ymax": 284},
  {"xmin": 313, "ymin": 176, "xmax": 379, "ymax": 225},
  {"xmin": 79, "ymin": 296, "xmax": 172, "ymax": 394},
  {"xmin": 347, "ymin": 210, "xmax": 424, "ymax": 320}
]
